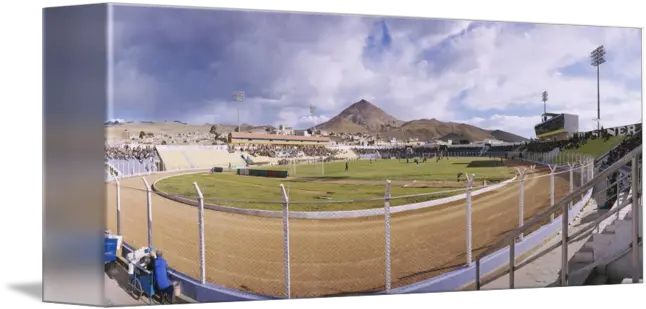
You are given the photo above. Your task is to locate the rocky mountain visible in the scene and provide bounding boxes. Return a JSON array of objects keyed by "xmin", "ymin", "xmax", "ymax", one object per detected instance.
[
  {"xmin": 313, "ymin": 99, "xmax": 528, "ymax": 143},
  {"xmin": 315, "ymin": 99, "xmax": 404, "ymax": 133}
]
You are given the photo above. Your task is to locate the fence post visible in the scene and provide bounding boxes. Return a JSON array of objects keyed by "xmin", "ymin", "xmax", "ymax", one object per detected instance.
[
  {"xmin": 279, "ymin": 184, "xmax": 291, "ymax": 299},
  {"xmin": 561, "ymin": 197, "xmax": 569, "ymax": 286},
  {"xmin": 509, "ymin": 236, "xmax": 516, "ymax": 288},
  {"xmin": 516, "ymin": 168, "xmax": 527, "ymax": 241},
  {"xmin": 465, "ymin": 174, "xmax": 475, "ymax": 266},
  {"xmin": 567, "ymin": 163, "xmax": 574, "ymax": 210},
  {"xmin": 579, "ymin": 161, "xmax": 586, "ymax": 198},
  {"xmin": 384, "ymin": 180, "xmax": 392, "ymax": 293},
  {"xmin": 631, "ymin": 157, "xmax": 640, "ymax": 283},
  {"xmin": 115, "ymin": 177, "xmax": 121, "ymax": 236},
  {"xmin": 142, "ymin": 177, "xmax": 153, "ymax": 248},
  {"xmin": 193, "ymin": 182, "xmax": 206, "ymax": 285},
  {"xmin": 548, "ymin": 164, "xmax": 557, "ymax": 222}
]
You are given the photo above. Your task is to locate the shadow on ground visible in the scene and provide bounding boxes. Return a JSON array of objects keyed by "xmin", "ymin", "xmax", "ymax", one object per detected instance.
[
  {"xmin": 6, "ymin": 282, "xmax": 41, "ymax": 300},
  {"xmin": 467, "ymin": 160, "xmax": 507, "ymax": 168}
]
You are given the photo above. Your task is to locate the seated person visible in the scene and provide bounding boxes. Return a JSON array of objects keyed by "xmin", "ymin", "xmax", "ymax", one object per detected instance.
[{"xmin": 152, "ymin": 250, "xmax": 175, "ymax": 303}]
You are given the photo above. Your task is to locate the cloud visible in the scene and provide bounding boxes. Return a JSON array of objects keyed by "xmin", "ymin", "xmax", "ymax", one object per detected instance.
[{"xmin": 110, "ymin": 5, "xmax": 641, "ymax": 136}]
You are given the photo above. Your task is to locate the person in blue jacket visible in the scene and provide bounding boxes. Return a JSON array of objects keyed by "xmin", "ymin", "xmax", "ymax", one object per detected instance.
[{"xmin": 153, "ymin": 250, "xmax": 175, "ymax": 303}]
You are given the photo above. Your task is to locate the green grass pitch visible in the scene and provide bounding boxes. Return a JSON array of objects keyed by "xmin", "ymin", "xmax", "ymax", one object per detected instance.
[{"xmin": 155, "ymin": 157, "xmax": 516, "ymax": 211}]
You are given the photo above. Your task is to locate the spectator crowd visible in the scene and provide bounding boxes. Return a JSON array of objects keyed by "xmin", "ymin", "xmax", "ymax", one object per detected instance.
[
  {"xmin": 601, "ymin": 131, "xmax": 642, "ymax": 169},
  {"xmin": 230, "ymin": 144, "xmax": 341, "ymax": 159},
  {"xmin": 105, "ymin": 144, "xmax": 159, "ymax": 162},
  {"xmin": 598, "ymin": 130, "xmax": 641, "ymax": 210}
]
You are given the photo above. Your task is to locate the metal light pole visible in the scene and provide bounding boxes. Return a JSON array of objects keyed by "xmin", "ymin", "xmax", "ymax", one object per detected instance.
[
  {"xmin": 310, "ymin": 104, "xmax": 325, "ymax": 175},
  {"xmin": 233, "ymin": 91, "xmax": 245, "ymax": 132},
  {"xmin": 590, "ymin": 45, "xmax": 605, "ymax": 132},
  {"xmin": 542, "ymin": 91, "xmax": 548, "ymax": 120}
]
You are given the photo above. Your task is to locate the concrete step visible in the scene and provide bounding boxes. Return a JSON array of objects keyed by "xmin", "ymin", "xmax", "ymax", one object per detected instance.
[
  {"xmin": 582, "ymin": 242, "xmax": 596, "ymax": 251},
  {"xmin": 603, "ymin": 224, "xmax": 617, "ymax": 234},
  {"xmin": 616, "ymin": 219, "xmax": 635, "ymax": 231},
  {"xmin": 592, "ymin": 233, "xmax": 615, "ymax": 244},
  {"xmin": 572, "ymin": 251, "xmax": 594, "ymax": 263},
  {"xmin": 625, "ymin": 211, "xmax": 632, "ymax": 220},
  {"xmin": 579, "ymin": 245, "xmax": 594, "ymax": 253}
]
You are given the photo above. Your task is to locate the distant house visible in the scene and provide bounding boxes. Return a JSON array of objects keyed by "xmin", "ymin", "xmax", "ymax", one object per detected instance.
[{"xmin": 293, "ymin": 129, "xmax": 310, "ymax": 136}]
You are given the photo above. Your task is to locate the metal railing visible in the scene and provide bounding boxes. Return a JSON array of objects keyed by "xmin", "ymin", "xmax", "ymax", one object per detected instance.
[{"xmin": 474, "ymin": 144, "xmax": 642, "ymax": 289}]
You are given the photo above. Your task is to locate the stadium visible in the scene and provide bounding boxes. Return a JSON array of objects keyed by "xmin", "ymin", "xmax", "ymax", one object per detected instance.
[{"xmin": 104, "ymin": 113, "xmax": 643, "ymax": 302}]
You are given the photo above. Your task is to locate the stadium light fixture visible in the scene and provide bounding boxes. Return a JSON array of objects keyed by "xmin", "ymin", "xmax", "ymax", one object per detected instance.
[
  {"xmin": 233, "ymin": 91, "xmax": 245, "ymax": 132},
  {"xmin": 590, "ymin": 45, "xmax": 606, "ymax": 132}
]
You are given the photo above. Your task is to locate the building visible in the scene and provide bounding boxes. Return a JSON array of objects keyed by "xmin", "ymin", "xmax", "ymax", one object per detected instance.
[
  {"xmin": 293, "ymin": 129, "xmax": 311, "ymax": 136},
  {"xmin": 228, "ymin": 132, "xmax": 330, "ymax": 146},
  {"xmin": 121, "ymin": 130, "xmax": 132, "ymax": 141}
]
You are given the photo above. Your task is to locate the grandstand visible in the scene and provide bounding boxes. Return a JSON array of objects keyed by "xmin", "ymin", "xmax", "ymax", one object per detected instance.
[
  {"xmin": 156, "ymin": 145, "xmax": 247, "ymax": 170},
  {"xmin": 228, "ymin": 132, "xmax": 330, "ymax": 145},
  {"xmin": 156, "ymin": 146, "xmax": 194, "ymax": 170}
]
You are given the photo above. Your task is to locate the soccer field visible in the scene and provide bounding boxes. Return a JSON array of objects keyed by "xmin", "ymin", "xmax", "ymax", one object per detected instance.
[{"xmin": 155, "ymin": 157, "xmax": 517, "ymax": 211}]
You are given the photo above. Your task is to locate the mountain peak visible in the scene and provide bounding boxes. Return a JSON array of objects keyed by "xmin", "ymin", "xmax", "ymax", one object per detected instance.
[
  {"xmin": 346, "ymin": 99, "xmax": 377, "ymax": 110},
  {"xmin": 313, "ymin": 99, "xmax": 527, "ymax": 143},
  {"xmin": 316, "ymin": 99, "xmax": 401, "ymax": 133}
]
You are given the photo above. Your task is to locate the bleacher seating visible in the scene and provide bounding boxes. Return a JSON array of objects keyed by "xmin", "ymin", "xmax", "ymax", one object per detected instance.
[
  {"xmin": 156, "ymin": 148, "xmax": 193, "ymax": 170},
  {"xmin": 182, "ymin": 148, "xmax": 247, "ymax": 169}
]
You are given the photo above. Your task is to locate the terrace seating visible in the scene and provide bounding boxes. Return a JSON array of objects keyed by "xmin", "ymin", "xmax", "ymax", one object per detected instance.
[
  {"xmin": 156, "ymin": 149, "xmax": 193, "ymax": 171},
  {"xmin": 183, "ymin": 149, "xmax": 246, "ymax": 168}
]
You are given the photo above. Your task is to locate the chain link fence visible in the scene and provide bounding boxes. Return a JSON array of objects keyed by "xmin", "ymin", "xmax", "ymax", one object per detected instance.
[{"xmin": 105, "ymin": 153, "xmax": 598, "ymax": 298}]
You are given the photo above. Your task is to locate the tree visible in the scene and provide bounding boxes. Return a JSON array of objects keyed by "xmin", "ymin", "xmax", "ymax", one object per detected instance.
[
  {"xmin": 139, "ymin": 131, "xmax": 146, "ymax": 139},
  {"xmin": 210, "ymin": 125, "xmax": 218, "ymax": 135},
  {"xmin": 161, "ymin": 140, "xmax": 167, "ymax": 145}
]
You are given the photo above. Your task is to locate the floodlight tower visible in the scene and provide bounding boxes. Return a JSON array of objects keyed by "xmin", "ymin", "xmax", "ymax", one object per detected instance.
[
  {"xmin": 541, "ymin": 91, "xmax": 548, "ymax": 122},
  {"xmin": 233, "ymin": 91, "xmax": 245, "ymax": 132},
  {"xmin": 309, "ymin": 104, "xmax": 317, "ymax": 126},
  {"xmin": 590, "ymin": 45, "xmax": 606, "ymax": 132},
  {"xmin": 309, "ymin": 104, "xmax": 325, "ymax": 175}
]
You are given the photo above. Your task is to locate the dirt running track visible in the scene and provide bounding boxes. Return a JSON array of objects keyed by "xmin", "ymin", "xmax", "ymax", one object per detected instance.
[{"xmin": 105, "ymin": 161, "xmax": 577, "ymax": 298}]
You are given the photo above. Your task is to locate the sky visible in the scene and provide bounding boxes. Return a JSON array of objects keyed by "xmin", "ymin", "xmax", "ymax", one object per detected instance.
[{"xmin": 108, "ymin": 4, "xmax": 642, "ymax": 138}]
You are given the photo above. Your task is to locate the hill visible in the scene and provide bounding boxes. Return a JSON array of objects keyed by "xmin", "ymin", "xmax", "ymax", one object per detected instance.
[
  {"xmin": 489, "ymin": 130, "xmax": 528, "ymax": 143},
  {"xmin": 314, "ymin": 100, "xmax": 528, "ymax": 143},
  {"xmin": 315, "ymin": 99, "xmax": 404, "ymax": 133}
]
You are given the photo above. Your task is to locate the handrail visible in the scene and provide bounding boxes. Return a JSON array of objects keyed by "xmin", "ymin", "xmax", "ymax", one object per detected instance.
[
  {"xmin": 477, "ymin": 190, "xmax": 634, "ymax": 287},
  {"xmin": 476, "ymin": 144, "xmax": 642, "ymax": 260}
]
